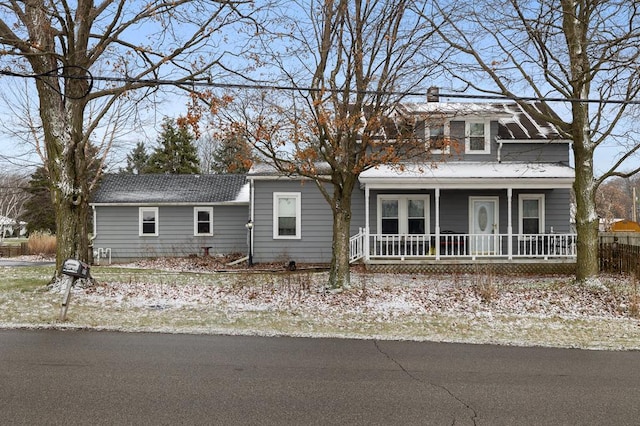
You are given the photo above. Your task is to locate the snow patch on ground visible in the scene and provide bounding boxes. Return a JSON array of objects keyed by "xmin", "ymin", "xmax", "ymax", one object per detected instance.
[{"xmin": 3, "ymin": 257, "xmax": 640, "ymax": 350}]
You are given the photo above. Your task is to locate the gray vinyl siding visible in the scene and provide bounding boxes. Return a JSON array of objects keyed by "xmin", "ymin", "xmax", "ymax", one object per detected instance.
[
  {"xmin": 368, "ymin": 188, "xmax": 572, "ymax": 235},
  {"xmin": 499, "ymin": 143, "xmax": 570, "ymax": 163},
  {"xmin": 448, "ymin": 120, "xmax": 571, "ymax": 163},
  {"xmin": 514, "ymin": 188, "xmax": 572, "ymax": 233},
  {"xmin": 92, "ymin": 204, "xmax": 248, "ymax": 262},
  {"xmin": 251, "ymin": 179, "xmax": 365, "ymax": 263}
]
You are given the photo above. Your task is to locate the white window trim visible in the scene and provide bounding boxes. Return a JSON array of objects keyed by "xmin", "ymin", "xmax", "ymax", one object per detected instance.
[
  {"xmin": 465, "ymin": 120, "xmax": 491, "ymax": 154},
  {"xmin": 426, "ymin": 121, "xmax": 451, "ymax": 154},
  {"xmin": 193, "ymin": 207, "xmax": 214, "ymax": 236},
  {"xmin": 139, "ymin": 207, "xmax": 159, "ymax": 237},
  {"xmin": 377, "ymin": 195, "xmax": 430, "ymax": 235},
  {"xmin": 518, "ymin": 194, "xmax": 545, "ymax": 236},
  {"xmin": 273, "ymin": 192, "xmax": 301, "ymax": 239}
]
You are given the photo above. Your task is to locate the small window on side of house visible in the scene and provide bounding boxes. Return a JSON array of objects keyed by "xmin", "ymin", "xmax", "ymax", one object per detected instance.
[
  {"xmin": 194, "ymin": 207, "xmax": 213, "ymax": 236},
  {"xmin": 139, "ymin": 207, "xmax": 159, "ymax": 236},
  {"xmin": 273, "ymin": 192, "xmax": 301, "ymax": 239}
]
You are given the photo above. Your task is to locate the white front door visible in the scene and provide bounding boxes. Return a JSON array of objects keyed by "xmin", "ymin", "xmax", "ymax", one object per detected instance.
[{"xmin": 469, "ymin": 197, "xmax": 499, "ymax": 255}]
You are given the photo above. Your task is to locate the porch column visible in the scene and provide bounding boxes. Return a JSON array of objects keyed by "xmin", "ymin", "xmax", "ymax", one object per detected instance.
[
  {"xmin": 435, "ymin": 188, "xmax": 440, "ymax": 260},
  {"xmin": 507, "ymin": 187, "xmax": 513, "ymax": 260},
  {"xmin": 365, "ymin": 185, "xmax": 370, "ymax": 262}
]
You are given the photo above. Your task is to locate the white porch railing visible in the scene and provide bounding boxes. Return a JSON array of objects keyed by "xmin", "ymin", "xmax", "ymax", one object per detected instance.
[
  {"xmin": 349, "ymin": 228, "xmax": 366, "ymax": 263},
  {"xmin": 351, "ymin": 233, "xmax": 577, "ymax": 261}
]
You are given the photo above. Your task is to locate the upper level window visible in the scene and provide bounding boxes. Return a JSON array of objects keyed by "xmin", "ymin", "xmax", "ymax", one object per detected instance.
[
  {"xmin": 194, "ymin": 207, "xmax": 213, "ymax": 236},
  {"xmin": 139, "ymin": 207, "xmax": 158, "ymax": 236},
  {"xmin": 519, "ymin": 194, "xmax": 545, "ymax": 234},
  {"xmin": 273, "ymin": 192, "xmax": 301, "ymax": 239},
  {"xmin": 465, "ymin": 121, "xmax": 490, "ymax": 154},
  {"xmin": 426, "ymin": 122, "xmax": 450, "ymax": 154}
]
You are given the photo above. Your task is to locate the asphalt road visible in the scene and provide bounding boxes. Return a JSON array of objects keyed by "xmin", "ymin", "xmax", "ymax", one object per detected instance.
[
  {"xmin": 0, "ymin": 258, "xmax": 54, "ymax": 267},
  {"xmin": 1, "ymin": 330, "xmax": 639, "ymax": 425}
]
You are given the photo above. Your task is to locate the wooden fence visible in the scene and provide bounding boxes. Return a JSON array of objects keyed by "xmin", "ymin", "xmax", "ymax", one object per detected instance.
[
  {"xmin": 0, "ymin": 243, "xmax": 29, "ymax": 257},
  {"xmin": 599, "ymin": 232, "xmax": 640, "ymax": 276}
]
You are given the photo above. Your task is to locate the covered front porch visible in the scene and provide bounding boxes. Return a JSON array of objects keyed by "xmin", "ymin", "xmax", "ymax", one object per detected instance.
[{"xmin": 350, "ymin": 162, "xmax": 576, "ymax": 265}]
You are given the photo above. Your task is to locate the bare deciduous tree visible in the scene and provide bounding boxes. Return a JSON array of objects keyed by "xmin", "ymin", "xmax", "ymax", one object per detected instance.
[
  {"xmin": 429, "ymin": 0, "xmax": 640, "ymax": 283},
  {"xmin": 192, "ymin": 0, "xmax": 448, "ymax": 289},
  {"xmin": 0, "ymin": 0, "xmax": 257, "ymax": 276}
]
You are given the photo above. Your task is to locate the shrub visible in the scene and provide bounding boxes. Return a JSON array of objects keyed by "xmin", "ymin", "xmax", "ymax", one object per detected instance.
[{"xmin": 27, "ymin": 231, "xmax": 56, "ymax": 256}]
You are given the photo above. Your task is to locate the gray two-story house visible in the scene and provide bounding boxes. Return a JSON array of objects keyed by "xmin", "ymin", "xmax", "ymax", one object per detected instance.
[
  {"xmin": 247, "ymin": 100, "xmax": 575, "ymax": 268},
  {"xmin": 91, "ymin": 98, "xmax": 575, "ymax": 269}
]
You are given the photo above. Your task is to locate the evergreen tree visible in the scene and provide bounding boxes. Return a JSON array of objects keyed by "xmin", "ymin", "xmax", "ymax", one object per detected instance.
[
  {"xmin": 210, "ymin": 134, "xmax": 253, "ymax": 174},
  {"xmin": 121, "ymin": 142, "xmax": 149, "ymax": 174},
  {"xmin": 21, "ymin": 167, "xmax": 56, "ymax": 235},
  {"xmin": 21, "ymin": 145, "xmax": 104, "ymax": 235},
  {"xmin": 145, "ymin": 118, "xmax": 200, "ymax": 174}
]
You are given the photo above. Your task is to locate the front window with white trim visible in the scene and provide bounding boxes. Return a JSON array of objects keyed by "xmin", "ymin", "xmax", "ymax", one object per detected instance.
[
  {"xmin": 273, "ymin": 192, "xmax": 301, "ymax": 239},
  {"xmin": 194, "ymin": 207, "xmax": 213, "ymax": 236},
  {"xmin": 519, "ymin": 194, "xmax": 545, "ymax": 234},
  {"xmin": 139, "ymin": 207, "xmax": 158, "ymax": 236},
  {"xmin": 378, "ymin": 195, "xmax": 429, "ymax": 234},
  {"xmin": 465, "ymin": 121, "xmax": 490, "ymax": 154}
]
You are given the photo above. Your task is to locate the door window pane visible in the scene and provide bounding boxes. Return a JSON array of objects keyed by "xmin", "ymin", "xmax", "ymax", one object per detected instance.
[
  {"xmin": 407, "ymin": 200, "xmax": 425, "ymax": 234},
  {"xmin": 381, "ymin": 200, "xmax": 399, "ymax": 234}
]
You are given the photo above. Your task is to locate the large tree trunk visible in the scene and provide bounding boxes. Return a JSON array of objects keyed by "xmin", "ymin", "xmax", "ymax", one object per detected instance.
[
  {"xmin": 37, "ymin": 75, "xmax": 92, "ymax": 278},
  {"xmin": 572, "ymin": 129, "xmax": 599, "ymax": 282},
  {"xmin": 53, "ymin": 185, "xmax": 91, "ymax": 273},
  {"xmin": 327, "ymin": 179, "xmax": 355, "ymax": 290},
  {"xmin": 563, "ymin": 1, "xmax": 600, "ymax": 283}
]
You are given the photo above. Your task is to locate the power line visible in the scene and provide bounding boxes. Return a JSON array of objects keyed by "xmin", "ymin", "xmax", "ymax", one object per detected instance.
[{"xmin": 2, "ymin": 67, "xmax": 639, "ymax": 105}]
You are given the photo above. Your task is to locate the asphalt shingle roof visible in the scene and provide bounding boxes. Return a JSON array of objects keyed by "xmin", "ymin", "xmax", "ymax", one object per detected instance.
[{"xmin": 91, "ymin": 174, "xmax": 249, "ymax": 204}]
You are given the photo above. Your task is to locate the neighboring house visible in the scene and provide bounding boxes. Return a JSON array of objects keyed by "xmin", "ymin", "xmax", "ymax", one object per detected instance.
[
  {"xmin": 0, "ymin": 215, "xmax": 27, "ymax": 239},
  {"xmin": 247, "ymin": 99, "xmax": 576, "ymax": 270},
  {"xmin": 91, "ymin": 97, "xmax": 576, "ymax": 271},
  {"xmin": 90, "ymin": 174, "xmax": 249, "ymax": 262}
]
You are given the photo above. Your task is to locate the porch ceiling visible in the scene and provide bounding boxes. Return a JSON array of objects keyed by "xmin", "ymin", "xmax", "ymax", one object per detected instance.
[{"xmin": 359, "ymin": 162, "xmax": 574, "ymax": 189}]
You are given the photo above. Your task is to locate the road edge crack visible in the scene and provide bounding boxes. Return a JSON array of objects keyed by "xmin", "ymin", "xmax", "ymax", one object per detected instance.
[{"xmin": 373, "ymin": 340, "xmax": 478, "ymax": 426}]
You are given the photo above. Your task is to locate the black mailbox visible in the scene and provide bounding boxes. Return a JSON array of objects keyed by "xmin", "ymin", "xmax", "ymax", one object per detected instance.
[{"xmin": 61, "ymin": 258, "xmax": 90, "ymax": 279}]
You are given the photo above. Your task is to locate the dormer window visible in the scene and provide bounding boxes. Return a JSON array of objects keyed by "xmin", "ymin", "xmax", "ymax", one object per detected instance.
[
  {"xmin": 426, "ymin": 122, "xmax": 450, "ymax": 154},
  {"xmin": 465, "ymin": 121, "xmax": 490, "ymax": 154}
]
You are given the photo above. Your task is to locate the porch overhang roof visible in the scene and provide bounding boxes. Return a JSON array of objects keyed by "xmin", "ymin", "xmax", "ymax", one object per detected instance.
[{"xmin": 358, "ymin": 162, "xmax": 574, "ymax": 189}]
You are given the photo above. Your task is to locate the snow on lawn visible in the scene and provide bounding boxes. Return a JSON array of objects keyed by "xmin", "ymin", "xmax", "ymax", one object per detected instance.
[{"xmin": 2, "ymin": 257, "xmax": 640, "ymax": 350}]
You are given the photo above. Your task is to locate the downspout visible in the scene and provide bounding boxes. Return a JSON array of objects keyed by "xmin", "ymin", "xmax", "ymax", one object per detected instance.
[
  {"xmin": 496, "ymin": 137, "xmax": 503, "ymax": 163},
  {"xmin": 89, "ymin": 206, "xmax": 98, "ymax": 251}
]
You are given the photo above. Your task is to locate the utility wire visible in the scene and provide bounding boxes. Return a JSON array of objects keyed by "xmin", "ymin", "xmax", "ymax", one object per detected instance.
[{"xmin": 1, "ymin": 67, "xmax": 639, "ymax": 105}]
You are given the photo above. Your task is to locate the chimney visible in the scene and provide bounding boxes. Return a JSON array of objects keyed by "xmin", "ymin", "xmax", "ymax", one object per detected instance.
[{"xmin": 427, "ymin": 86, "xmax": 439, "ymax": 103}]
